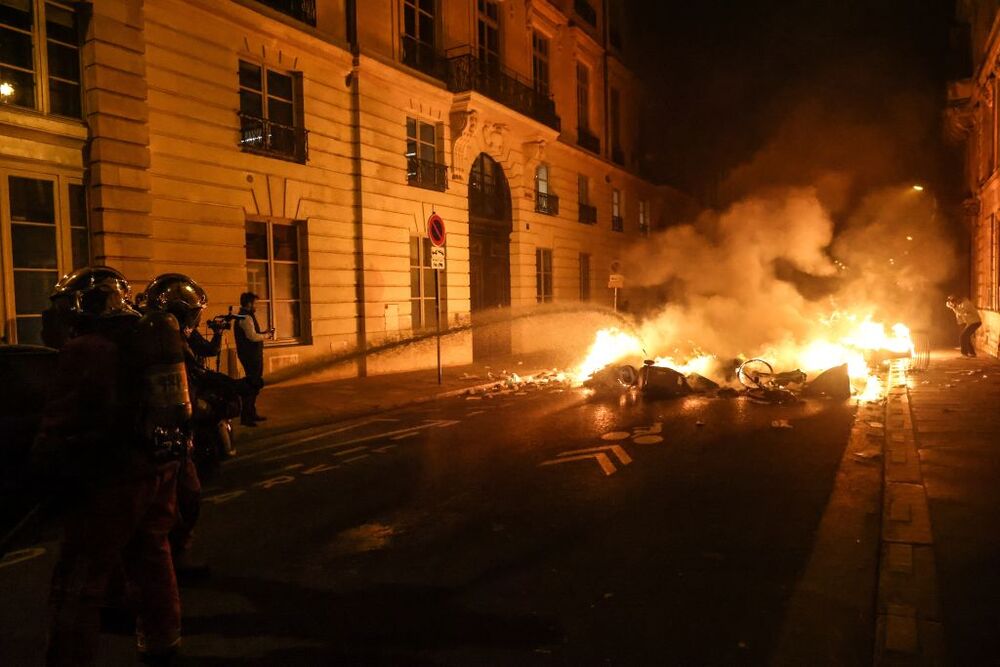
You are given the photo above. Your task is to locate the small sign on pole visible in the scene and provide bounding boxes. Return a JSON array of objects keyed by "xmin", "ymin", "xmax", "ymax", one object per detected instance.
[
  {"xmin": 608, "ymin": 272, "xmax": 624, "ymax": 312},
  {"xmin": 431, "ymin": 245, "xmax": 446, "ymax": 270}
]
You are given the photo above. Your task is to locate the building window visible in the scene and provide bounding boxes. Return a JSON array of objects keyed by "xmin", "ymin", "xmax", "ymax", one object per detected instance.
[
  {"xmin": 535, "ymin": 163, "xmax": 558, "ymax": 215},
  {"xmin": 536, "ymin": 248, "xmax": 553, "ymax": 303},
  {"xmin": 992, "ymin": 214, "xmax": 1000, "ymax": 311},
  {"xmin": 532, "ymin": 31, "xmax": 549, "ymax": 96},
  {"xmin": 1, "ymin": 172, "xmax": 84, "ymax": 344},
  {"xmin": 401, "ymin": 0, "xmax": 439, "ymax": 76},
  {"xmin": 469, "ymin": 153, "xmax": 508, "ymax": 220},
  {"xmin": 610, "ymin": 88, "xmax": 623, "ymax": 165},
  {"xmin": 410, "ymin": 236, "xmax": 447, "ymax": 330},
  {"xmin": 574, "ymin": 0, "xmax": 597, "ymax": 27},
  {"xmin": 579, "ymin": 252, "xmax": 591, "ymax": 301},
  {"xmin": 477, "ymin": 0, "xmax": 500, "ymax": 69},
  {"xmin": 238, "ymin": 60, "xmax": 307, "ymax": 162},
  {"xmin": 245, "ymin": 219, "xmax": 305, "ymax": 342},
  {"xmin": 578, "ymin": 175, "xmax": 596, "ymax": 224},
  {"xmin": 576, "ymin": 62, "xmax": 589, "ymax": 131},
  {"xmin": 253, "ymin": 0, "xmax": 316, "ymax": 26},
  {"xmin": 406, "ymin": 117, "xmax": 446, "ymax": 191},
  {"xmin": 612, "ymin": 188, "xmax": 623, "ymax": 232},
  {"xmin": 638, "ymin": 199, "xmax": 650, "ymax": 236},
  {"xmin": 0, "ymin": 0, "xmax": 82, "ymax": 117}
]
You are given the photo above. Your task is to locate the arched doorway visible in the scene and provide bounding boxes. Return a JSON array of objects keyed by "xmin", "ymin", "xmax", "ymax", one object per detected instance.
[{"xmin": 468, "ymin": 153, "xmax": 512, "ymax": 360}]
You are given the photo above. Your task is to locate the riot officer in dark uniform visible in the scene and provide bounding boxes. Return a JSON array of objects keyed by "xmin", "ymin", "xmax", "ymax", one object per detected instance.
[
  {"xmin": 140, "ymin": 274, "xmax": 230, "ymax": 573},
  {"xmin": 40, "ymin": 267, "xmax": 190, "ymax": 666},
  {"xmin": 40, "ymin": 266, "xmax": 133, "ymax": 350}
]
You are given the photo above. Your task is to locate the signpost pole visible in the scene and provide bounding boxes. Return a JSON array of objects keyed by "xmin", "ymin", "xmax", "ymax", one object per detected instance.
[
  {"xmin": 435, "ymin": 269, "xmax": 442, "ymax": 384},
  {"xmin": 614, "ymin": 287, "xmax": 618, "ymax": 313}
]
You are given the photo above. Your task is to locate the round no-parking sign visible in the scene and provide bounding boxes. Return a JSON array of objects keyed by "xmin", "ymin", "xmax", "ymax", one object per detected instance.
[{"xmin": 428, "ymin": 213, "xmax": 446, "ymax": 247}]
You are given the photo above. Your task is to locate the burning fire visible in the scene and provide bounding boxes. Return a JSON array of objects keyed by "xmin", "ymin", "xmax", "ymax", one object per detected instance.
[{"xmin": 571, "ymin": 314, "xmax": 913, "ymax": 400}]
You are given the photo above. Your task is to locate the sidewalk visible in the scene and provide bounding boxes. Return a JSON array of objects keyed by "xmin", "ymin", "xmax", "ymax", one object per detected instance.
[
  {"xmin": 898, "ymin": 349, "xmax": 1000, "ymax": 665},
  {"xmin": 235, "ymin": 350, "xmax": 575, "ymax": 443}
]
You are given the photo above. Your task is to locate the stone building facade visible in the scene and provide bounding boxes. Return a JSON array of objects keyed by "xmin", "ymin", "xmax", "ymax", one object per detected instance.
[
  {"xmin": 950, "ymin": 0, "xmax": 1000, "ymax": 356},
  {"xmin": 0, "ymin": 0, "xmax": 676, "ymax": 375}
]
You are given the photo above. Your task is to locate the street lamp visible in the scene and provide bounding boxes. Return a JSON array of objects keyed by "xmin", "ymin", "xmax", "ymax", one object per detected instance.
[{"xmin": 912, "ymin": 184, "xmax": 925, "ymax": 192}]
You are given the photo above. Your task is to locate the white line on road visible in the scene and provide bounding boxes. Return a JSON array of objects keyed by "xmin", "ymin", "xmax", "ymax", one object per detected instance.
[
  {"xmin": 333, "ymin": 447, "xmax": 368, "ymax": 457},
  {"xmin": 541, "ymin": 453, "xmax": 617, "ymax": 475},
  {"xmin": 235, "ymin": 418, "xmax": 400, "ymax": 463},
  {"xmin": 341, "ymin": 455, "xmax": 370, "ymax": 464},
  {"xmin": 258, "ymin": 420, "xmax": 460, "ymax": 463}
]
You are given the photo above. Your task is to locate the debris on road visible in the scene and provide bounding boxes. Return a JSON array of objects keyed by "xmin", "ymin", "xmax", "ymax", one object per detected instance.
[{"xmin": 771, "ymin": 419, "xmax": 793, "ymax": 429}]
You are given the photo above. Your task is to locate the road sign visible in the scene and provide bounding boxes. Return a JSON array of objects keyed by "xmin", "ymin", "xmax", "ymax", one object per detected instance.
[
  {"xmin": 539, "ymin": 445, "xmax": 633, "ymax": 476},
  {"xmin": 431, "ymin": 245, "xmax": 446, "ymax": 270},
  {"xmin": 428, "ymin": 213, "xmax": 446, "ymax": 246},
  {"xmin": 610, "ymin": 260, "xmax": 622, "ymax": 273},
  {"xmin": 608, "ymin": 273, "xmax": 624, "ymax": 289}
]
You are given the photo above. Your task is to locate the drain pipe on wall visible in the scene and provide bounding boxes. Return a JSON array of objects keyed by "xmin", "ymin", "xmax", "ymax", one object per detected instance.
[{"xmin": 347, "ymin": 0, "xmax": 368, "ymax": 377}]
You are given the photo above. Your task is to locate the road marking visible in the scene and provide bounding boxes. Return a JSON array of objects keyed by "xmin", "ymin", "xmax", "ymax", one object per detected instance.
[
  {"xmin": 373, "ymin": 445, "xmax": 398, "ymax": 454},
  {"xmin": 466, "ymin": 410, "xmax": 486, "ymax": 416},
  {"xmin": 0, "ymin": 546, "xmax": 46, "ymax": 570},
  {"xmin": 301, "ymin": 463, "xmax": 338, "ymax": 475},
  {"xmin": 540, "ymin": 445, "xmax": 633, "ymax": 476},
  {"xmin": 256, "ymin": 475, "xmax": 296, "ymax": 490},
  {"xmin": 390, "ymin": 432, "xmax": 419, "ymax": 440},
  {"xmin": 633, "ymin": 435, "xmax": 664, "ymax": 445},
  {"xmin": 258, "ymin": 420, "xmax": 460, "ymax": 463},
  {"xmin": 333, "ymin": 446, "xmax": 368, "ymax": 457},
  {"xmin": 235, "ymin": 418, "xmax": 400, "ymax": 463},
  {"xmin": 633, "ymin": 422, "xmax": 663, "ymax": 436},
  {"xmin": 342, "ymin": 455, "xmax": 370, "ymax": 464},
  {"xmin": 202, "ymin": 490, "xmax": 247, "ymax": 505},
  {"xmin": 284, "ymin": 463, "xmax": 304, "ymax": 470},
  {"xmin": 601, "ymin": 431, "xmax": 631, "ymax": 440}
]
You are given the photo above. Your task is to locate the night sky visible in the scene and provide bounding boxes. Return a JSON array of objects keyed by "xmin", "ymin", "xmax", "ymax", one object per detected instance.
[{"xmin": 628, "ymin": 0, "xmax": 962, "ymax": 208}]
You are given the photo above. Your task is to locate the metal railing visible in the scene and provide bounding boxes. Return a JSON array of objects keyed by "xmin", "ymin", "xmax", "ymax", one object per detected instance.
[
  {"xmin": 407, "ymin": 155, "xmax": 448, "ymax": 191},
  {"xmin": 578, "ymin": 203, "xmax": 597, "ymax": 224},
  {"xmin": 535, "ymin": 191, "xmax": 559, "ymax": 215},
  {"xmin": 254, "ymin": 0, "xmax": 316, "ymax": 25},
  {"xmin": 401, "ymin": 37, "xmax": 449, "ymax": 80},
  {"xmin": 574, "ymin": 0, "xmax": 597, "ymax": 26},
  {"xmin": 612, "ymin": 215, "xmax": 624, "ymax": 232},
  {"xmin": 611, "ymin": 146, "xmax": 625, "ymax": 166},
  {"xmin": 577, "ymin": 127, "xmax": 600, "ymax": 154},
  {"xmin": 446, "ymin": 48, "xmax": 561, "ymax": 131},
  {"xmin": 239, "ymin": 114, "xmax": 308, "ymax": 162}
]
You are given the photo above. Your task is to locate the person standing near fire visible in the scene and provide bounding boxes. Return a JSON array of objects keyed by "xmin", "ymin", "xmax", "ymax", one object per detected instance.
[
  {"xmin": 946, "ymin": 295, "xmax": 982, "ymax": 357},
  {"xmin": 234, "ymin": 292, "xmax": 272, "ymax": 426}
]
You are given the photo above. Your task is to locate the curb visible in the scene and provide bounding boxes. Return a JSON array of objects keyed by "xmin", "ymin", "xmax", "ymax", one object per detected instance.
[{"xmin": 873, "ymin": 360, "xmax": 946, "ymax": 666}]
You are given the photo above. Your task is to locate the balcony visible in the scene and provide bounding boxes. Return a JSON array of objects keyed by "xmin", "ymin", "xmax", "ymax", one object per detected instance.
[
  {"xmin": 577, "ymin": 127, "xmax": 600, "ymax": 154},
  {"xmin": 535, "ymin": 191, "xmax": 559, "ymax": 215},
  {"xmin": 239, "ymin": 114, "xmax": 308, "ymax": 163},
  {"xmin": 578, "ymin": 203, "xmax": 597, "ymax": 224},
  {"xmin": 446, "ymin": 48, "xmax": 561, "ymax": 131},
  {"xmin": 407, "ymin": 155, "xmax": 448, "ymax": 192},
  {"xmin": 612, "ymin": 146, "xmax": 625, "ymax": 166},
  {"xmin": 401, "ymin": 37, "xmax": 449, "ymax": 80},
  {"xmin": 574, "ymin": 0, "xmax": 597, "ymax": 27},
  {"xmin": 612, "ymin": 215, "xmax": 623, "ymax": 232},
  {"xmin": 254, "ymin": 0, "xmax": 316, "ymax": 26}
]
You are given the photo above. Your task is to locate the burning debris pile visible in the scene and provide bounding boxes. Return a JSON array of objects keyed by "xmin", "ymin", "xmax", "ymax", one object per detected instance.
[{"xmin": 574, "ymin": 317, "xmax": 914, "ymax": 404}]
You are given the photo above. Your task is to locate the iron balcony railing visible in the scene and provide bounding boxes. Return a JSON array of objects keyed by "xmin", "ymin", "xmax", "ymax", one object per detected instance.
[
  {"xmin": 574, "ymin": 0, "xmax": 597, "ymax": 27},
  {"xmin": 407, "ymin": 155, "xmax": 448, "ymax": 191},
  {"xmin": 446, "ymin": 48, "xmax": 561, "ymax": 131},
  {"xmin": 239, "ymin": 114, "xmax": 308, "ymax": 163},
  {"xmin": 612, "ymin": 215, "xmax": 624, "ymax": 232},
  {"xmin": 579, "ymin": 203, "xmax": 597, "ymax": 224},
  {"xmin": 401, "ymin": 37, "xmax": 449, "ymax": 80},
  {"xmin": 254, "ymin": 0, "xmax": 316, "ymax": 25},
  {"xmin": 611, "ymin": 146, "xmax": 625, "ymax": 166},
  {"xmin": 535, "ymin": 191, "xmax": 559, "ymax": 215},
  {"xmin": 577, "ymin": 127, "xmax": 600, "ymax": 154}
]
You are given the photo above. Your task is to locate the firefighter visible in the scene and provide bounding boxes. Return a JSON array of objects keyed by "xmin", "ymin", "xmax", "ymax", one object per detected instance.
[
  {"xmin": 40, "ymin": 268, "xmax": 189, "ymax": 666},
  {"xmin": 40, "ymin": 266, "xmax": 133, "ymax": 349},
  {"xmin": 140, "ymin": 273, "xmax": 218, "ymax": 574},
  {"xmin": 946, "ymin": 295, "xmax": 983, "ymax": 357}
]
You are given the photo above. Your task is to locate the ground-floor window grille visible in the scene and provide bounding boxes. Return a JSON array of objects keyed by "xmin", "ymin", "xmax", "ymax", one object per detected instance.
[
  {"xmin": 536, "ymin": 248, "xmax": 553, "ymax": 303},
  {"xmin": 410, "ymin": 237, "xmax": 447, "ymax": 330},
  {"xmin": 245, "ymin": 218, "xmax": 305, "ymax": 342}
]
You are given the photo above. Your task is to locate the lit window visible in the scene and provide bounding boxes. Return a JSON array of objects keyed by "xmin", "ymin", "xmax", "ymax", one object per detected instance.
[
  {"xmin": 532, "ymin": 31, "xmax": 549, "ymax": 96},
  {"xmin": 477, "ymin": 0, "xmax": 500, "ymax": 68},
  {"xmin": 0, "ymin": 0, "xmax": 82, "ymax": 117},
  {"xmin": 410, "ymin": 236, "xmax": 447, "ymax": 330},
  {"xmin": 612, "ymin": 189, "xmax": 623, "ymax": 232},
  {"xmin": 406, "ymin": 117, "xmax": 446, "ymax": 190},
  {"xmin": 579, "ymin": 252, "xmax": 591, "ymax": 301},
  {"xmin": 245, "ymin": 219, "xmax": 305, "ymax": 342},
  {"xmin": 238, "ymin": 60, "xmax": 307, "ymax": 162}
]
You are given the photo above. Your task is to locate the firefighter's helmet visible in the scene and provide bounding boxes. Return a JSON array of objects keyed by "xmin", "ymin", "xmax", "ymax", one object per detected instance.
[
  {"xmin": 50, "ymin": 266, "xmax": 139, "ymax": 318},
  {"xmin": 141, "ymin": 273, "xmax": 208, "ymax": 329}
]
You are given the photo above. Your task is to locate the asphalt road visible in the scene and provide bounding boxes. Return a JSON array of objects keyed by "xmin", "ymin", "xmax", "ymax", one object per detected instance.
[{"xmin": 0, "ymin": 383, "xmax": 871, "ymax": 665}]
